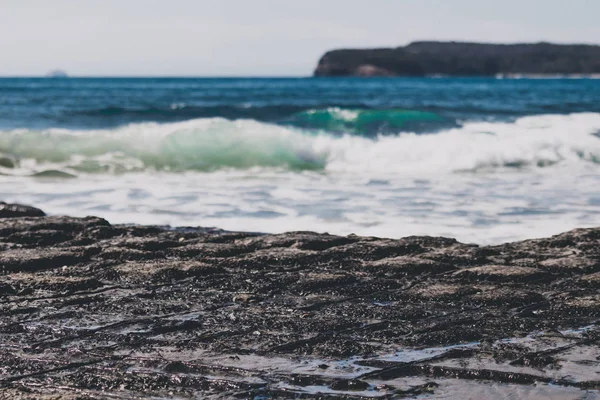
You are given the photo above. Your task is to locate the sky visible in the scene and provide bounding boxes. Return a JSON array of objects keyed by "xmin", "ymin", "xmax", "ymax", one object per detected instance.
[{"xmin": 1, "ymin": 0, "xmax": 599, "ymax": 76}]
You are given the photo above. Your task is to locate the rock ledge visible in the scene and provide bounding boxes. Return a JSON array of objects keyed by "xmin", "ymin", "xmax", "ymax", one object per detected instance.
[{"xmin": 0, "ymin": 205, "xmax": 598, "ymax": 398}]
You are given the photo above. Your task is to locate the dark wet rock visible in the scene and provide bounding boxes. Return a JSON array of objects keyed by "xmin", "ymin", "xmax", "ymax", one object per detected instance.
[
  {"xmin": 581, "ymin": 271, "xmax": 600, "ymax": 287},
  {"xmin": 510, "ymin": 354, "xmax": 560, "ymax": 369},
  {"xmin": 0, "ymin": 282, "xmax": 17, "ymax": 296},
  {"xmin": 0, "ymin": 204, "xmax": 599, "ymax": 398},
  {"xmin": 467, "ymin": 287, "xmax": 545, "ymax": 307},
  {"xmin": 540, "ymin": 256, "xmax": 600, "ymax": 273},
  {"xmin": 329, "ymin": 378, "xmax": 370, "ymax": 391},
  {"xmin": 452, "ymin": 264, "xmax": 550, "ymax": 282},
  {"xmin": 0, "ymin": 246, "xmax": 100, "ymax": 273},
  {"xmin": 0, "ymin": 156, "xmax": 16, "ymax": 169},
  {"xmin": 367, "ymin": 255, "xmax": 455, "ymax": 276},
  {"xmin": 164, "ymin": 361, "xmax": 190, "ymax": 373},
  {"xmin": 0, "ymin": 202, "xmax": 45, "ymax": 218}
]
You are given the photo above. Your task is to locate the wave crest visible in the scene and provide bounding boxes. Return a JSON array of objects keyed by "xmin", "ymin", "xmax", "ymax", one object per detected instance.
[
  {"xmin": 1, "ymin": 113, "xmax": 600, "ymax": 176},
  {"xmin": 70, "ymin": 105, "xmax": 453, "ymax": 135},
  {"xmin": 323, "ymin": 113, "xmax": 600, "ymax": 174},
  {"xmin": 286, "ymin": 107, "xmax": 450, "ymax": 134},
  {"xmin": 0, "ymin": 119, "xmax": 328, "ymax": 174}
]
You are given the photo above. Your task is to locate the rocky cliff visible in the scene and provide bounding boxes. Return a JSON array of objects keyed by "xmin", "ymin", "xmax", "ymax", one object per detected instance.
[{"xmin": 314, "ymin": 41, "xmax": 600, "ymax": 77}]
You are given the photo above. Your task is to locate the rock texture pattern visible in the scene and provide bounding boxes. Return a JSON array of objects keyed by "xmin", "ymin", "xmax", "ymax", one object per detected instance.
[
  {"xmin": 314, "ymin": 41, "xmax": 600, "ymax": 77},
  {"xmin": 0, "ymin": 207, "xmax": 599, "ymax": 398}
]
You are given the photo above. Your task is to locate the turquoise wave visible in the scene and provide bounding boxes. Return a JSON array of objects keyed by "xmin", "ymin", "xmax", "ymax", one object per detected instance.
[
  {"xmin": 0, "ymin": 119, "xmax": 328, "ymax": 174},
  {"xmin": 2, "ymin": 113, "xmax": 600, "ymax": 177},
  {"xmin": 286, "ymin": 108, "xmax": 448, "ymax": 135}
]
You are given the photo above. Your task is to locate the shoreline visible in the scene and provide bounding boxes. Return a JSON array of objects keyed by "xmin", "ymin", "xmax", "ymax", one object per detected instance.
[{"xmin": 0, "ymin": 203, "xmax": 599, "ymax": 398}]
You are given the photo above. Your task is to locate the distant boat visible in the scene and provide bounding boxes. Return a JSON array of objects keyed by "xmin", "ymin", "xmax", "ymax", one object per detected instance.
[{"xmin": 46, "ymin": 70, "xmax": 69, "ymax": 78}]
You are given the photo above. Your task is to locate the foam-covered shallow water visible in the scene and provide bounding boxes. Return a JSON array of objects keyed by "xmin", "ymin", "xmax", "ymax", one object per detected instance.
[{"xmin": 2, "ymin": 78, "xmax": 600, "ymax": 244}]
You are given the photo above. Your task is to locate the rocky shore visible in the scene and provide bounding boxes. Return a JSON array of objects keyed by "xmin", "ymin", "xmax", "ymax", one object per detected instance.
[{"xmin": 0, "ymin": 203, "xmax": 599, "ymax": 399}]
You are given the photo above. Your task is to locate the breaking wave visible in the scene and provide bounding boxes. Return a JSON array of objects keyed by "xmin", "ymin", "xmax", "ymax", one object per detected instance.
[
  {"xmin": 69, "ymin": 106, "xmax": 453, "ymax": 135},
  {"xmin": 286, "ymin": 107, "xmax": 450, "ymax": 134},
  {"xmin": 0, "ymin": 119, "xmax": 328, "ymax": 174},
  {"xmin": 1, "ymin": 113, "xmax": 600, "ymax": 176}
]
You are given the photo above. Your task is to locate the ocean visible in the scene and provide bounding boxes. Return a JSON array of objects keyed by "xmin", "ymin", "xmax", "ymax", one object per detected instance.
[{"xmin": 2, "ymin": 77, "xmax": 600, "ymax": 244}]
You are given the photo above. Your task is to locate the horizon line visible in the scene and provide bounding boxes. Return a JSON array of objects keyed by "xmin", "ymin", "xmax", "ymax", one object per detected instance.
[{"xmin": 0, "ymin": 75, "xmax": 314, "ymax": 79}]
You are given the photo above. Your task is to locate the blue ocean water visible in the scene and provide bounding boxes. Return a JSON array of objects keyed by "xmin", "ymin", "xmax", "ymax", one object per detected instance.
[
  {"xmin": 2, "ymin": 77, "xmax": 600, "ymax": 243},
  {"xmin": 2, "ymin": 77, "xmax": 600, "ymax": 130}
]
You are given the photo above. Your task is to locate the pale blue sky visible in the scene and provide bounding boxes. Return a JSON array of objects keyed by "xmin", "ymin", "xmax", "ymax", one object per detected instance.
[{"xmin": 1, "ymin": 0, "xmax": 598, "ymax": 76}]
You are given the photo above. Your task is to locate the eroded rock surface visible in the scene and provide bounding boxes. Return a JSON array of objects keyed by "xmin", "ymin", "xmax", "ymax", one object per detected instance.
[{"xmin": 0, "ymin": 207, "xmax": 598, "ymax": 398}]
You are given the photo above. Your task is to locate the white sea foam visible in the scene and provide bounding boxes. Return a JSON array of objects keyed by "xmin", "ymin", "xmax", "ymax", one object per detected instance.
[{"xmin": 320, "ymin": 112, "xmax": 600, "ymax": 175}]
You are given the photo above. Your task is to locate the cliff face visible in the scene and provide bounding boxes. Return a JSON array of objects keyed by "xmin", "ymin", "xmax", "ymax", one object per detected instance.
[{"xmin": 314, "ymin": 41, "xmax": 600, "ymax": 77}]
